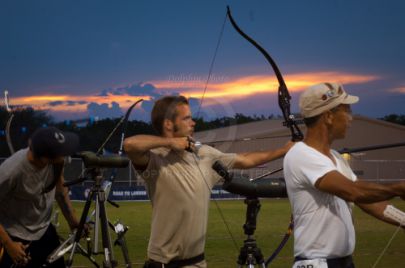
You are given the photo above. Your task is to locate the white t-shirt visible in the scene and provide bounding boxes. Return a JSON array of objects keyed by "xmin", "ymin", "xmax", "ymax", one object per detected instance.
[{"xmin": 283, "ymin": 142, "xmax": 357, "ymax": 259}]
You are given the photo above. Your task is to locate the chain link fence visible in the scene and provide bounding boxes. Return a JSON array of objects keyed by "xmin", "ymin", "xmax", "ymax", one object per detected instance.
[
  {"xmin": 1, "ymin": 157, "xmax": 403, "ymax": 201},
  {"xmin": 1, "ymin": 157, "xmax": 404, "ymax": 185}
]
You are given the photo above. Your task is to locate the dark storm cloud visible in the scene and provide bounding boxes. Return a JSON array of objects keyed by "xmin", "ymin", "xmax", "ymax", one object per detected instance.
[
  {"xmin": 87, "ymin": 101, "xmax": 122, "ymax": 119},
  {"xmin": 47, "ymin": 100, "xmax": 88, "ymax": 107},
  {"xmin": 99, "ymin": 83, "xmax": 161, "ymax": 98}
]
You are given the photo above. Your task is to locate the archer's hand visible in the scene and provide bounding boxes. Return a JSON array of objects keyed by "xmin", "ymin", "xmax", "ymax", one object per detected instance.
[
  {"xmin": 169, "ymin": 137, "xmax": 194, "ymax": 152},
  {"xmin": 68, "ymin": 217, "xmax": 80, "ymax": 231},
  {"xmin": 5, "ymin": 240, "xmax": 30, "ymax": 266},
  {"xmin": 69, "ymin": 219, "xmax": 91, "ymax": 237},
  {"xmin": 81, "ymin": 223, "xmax": 91, "ymax": 237}
]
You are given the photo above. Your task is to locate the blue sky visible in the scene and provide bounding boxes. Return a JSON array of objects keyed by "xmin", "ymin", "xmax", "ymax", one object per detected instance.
[{"xmin": 1, "ymin": 0, "xmax": 404, "ymax": 122}]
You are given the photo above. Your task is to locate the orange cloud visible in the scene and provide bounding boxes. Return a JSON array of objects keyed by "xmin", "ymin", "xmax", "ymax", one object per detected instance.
[
  {"xmin": 151, "ymin": 71, "xmax": 380, "ymax": 100},
  {"xmin": 10, "ymin": 94, "xmax": 148, "ymax": 113},
  {"xmin": 389, "ymin": 86, "xmax": 405, "ymax": 94},
  {"xmin": 7, "ymin": 71, "xmax": 380, "ymax": 115}
]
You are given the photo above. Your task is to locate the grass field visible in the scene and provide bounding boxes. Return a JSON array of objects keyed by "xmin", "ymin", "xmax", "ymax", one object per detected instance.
[{"xmin": 56, "ymin": 198, "xmax": 405, "ymax": 268}]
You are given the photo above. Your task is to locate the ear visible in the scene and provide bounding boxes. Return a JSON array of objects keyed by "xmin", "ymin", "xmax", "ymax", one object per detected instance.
[
  {"xmin": 163, "ymin": 118, "xmax": 174, "ymax": 133},
  {"xmin": 324, "ymin": 111, "xmax": 334, "ymax": 125}
]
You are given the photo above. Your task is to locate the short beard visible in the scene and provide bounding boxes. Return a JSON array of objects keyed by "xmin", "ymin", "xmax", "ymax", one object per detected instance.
[{"xmin": 173, "ymin": 124, "xmax": 179, "ymax": 133}]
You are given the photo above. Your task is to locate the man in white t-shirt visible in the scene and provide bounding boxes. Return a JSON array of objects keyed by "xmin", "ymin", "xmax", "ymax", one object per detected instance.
[
  {"xmin": 283, "ymin": 82, "xmax": 405, "ymax": 268},
  {"xmin": 124, "ymin": 95, "xmax": 293, "ymax": 268}
]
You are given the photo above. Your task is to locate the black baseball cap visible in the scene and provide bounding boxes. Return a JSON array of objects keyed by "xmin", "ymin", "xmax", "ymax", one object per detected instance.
[{"xmin": 30, "ymin": 127, "xmax": 80, "ymax": 158}]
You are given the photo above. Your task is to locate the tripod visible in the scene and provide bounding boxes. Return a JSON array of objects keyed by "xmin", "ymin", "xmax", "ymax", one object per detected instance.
[
  {"xmin": 237, "ymin": 197, "xmax": 266, "ymax": 268},
  {"xmin": 212, "ymin": 161, "xmax": 290, "ymax": 267},
  {"xmin": 66, "ymin": 167, "xmax": 118, "ymax": 268},
  {"xmin": 46, "ymin": 159, "xmax": 132, "ymax": 268},
  {"xmin": 91, "ymin": 171, "xmax": 132, "ymax": 268}
]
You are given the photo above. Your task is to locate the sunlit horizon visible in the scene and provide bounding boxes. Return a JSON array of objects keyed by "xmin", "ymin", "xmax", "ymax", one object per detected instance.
[{"xmin": 4, "ymin": 70, "xmax": 382, "ymax": 120}]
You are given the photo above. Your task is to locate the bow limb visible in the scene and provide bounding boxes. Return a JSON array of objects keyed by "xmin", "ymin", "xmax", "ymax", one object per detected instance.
[
  {"xmin": 5, "ymin": 114, "xmax": 15, "ymax": 155},
  {"xmin": 226, "ymin": 6, "xmax": 303, "ymax": 142},
  {"xmin": 4, "ymin": 90, "xmax": 15, "ymax": 154},
  {"xmin": 118, "ymin": 99, "xmax": 143, "ymax": 155},
  {"xmin": 95, "ymin": 99, "xmax": 143, "ymax": 155}
]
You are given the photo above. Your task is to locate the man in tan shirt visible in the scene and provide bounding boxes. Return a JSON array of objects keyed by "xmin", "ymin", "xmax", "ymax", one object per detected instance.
[{"xmin": 124, "ymin": 95, "xmax": 293, "ymax": 268}]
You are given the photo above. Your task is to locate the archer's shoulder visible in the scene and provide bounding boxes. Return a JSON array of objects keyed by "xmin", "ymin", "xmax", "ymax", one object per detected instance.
[
  {"xmin": 197, "ymin": 145, "xmax": 236, "ymax": 161},
  {"xmin": 286, "ymin": 141, "xmax": 304, "ymax": 154},
  {"xmin": 330, "ymin": 149, "xmax": 346, "ymax": 163},
  {"xmin": 198, "ymin": 144, "xmax": 220, "ymax": 154},
  {"xmin": 0, "ymin": 148, "xmax": 28, "ymax": 167},
  {"xmin": 0, "ymin": 148, "xmax": 28, "ymax": 180},
  {"xmin": 284, "ymin": 142, "xmax": 317, "ymax": 163}
]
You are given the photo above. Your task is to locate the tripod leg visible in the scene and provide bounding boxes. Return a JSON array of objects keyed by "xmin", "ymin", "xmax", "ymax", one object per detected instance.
[
  {"xmin": 109, "ymin": 221, "xmax": 132, "ymax": 268},
  {"xmin": 66, "ymin": 190, "xmax": 95, "ymax": 268},
  {"xmin": 98, "ymin": 191, "xmax": 116, "ymax": 268},
  {"xmin": 115, "ymin": 235, "xmax": 131, "ymax": 268},
  {"xmin": 238, "ymin": 198, "xmax": 267, "ymax": 268},
  {"xmin": 76, "ymin": 242, "xmax": 100, "ymax": 268},
  {"xmin": 47, "ymin": 234, "xmax": 74, "ymax": 264},
  {"xmin": 93, "ymin": 194, "xmax": 100, "ymax": 254},
  {"xmin": 122, "ymin": 239, "xmax": 131, "ymax": 268}
]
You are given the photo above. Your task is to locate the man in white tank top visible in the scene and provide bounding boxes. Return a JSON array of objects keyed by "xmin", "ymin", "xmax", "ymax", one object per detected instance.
[{"xmin": 284, "ymin": 83, "xmax": 405, "ymax": 268}]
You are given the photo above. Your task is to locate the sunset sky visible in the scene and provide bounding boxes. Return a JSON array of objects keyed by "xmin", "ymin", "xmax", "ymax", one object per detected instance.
[{"xmin": 1, "ymin": 0, "xmax": 404, "ymax": 122}]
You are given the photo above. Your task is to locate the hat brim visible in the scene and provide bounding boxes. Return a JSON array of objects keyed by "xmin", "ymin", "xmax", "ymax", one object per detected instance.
[{"xmin": 341, "ymin": 94, "xmax": 359, "ymax": 105}]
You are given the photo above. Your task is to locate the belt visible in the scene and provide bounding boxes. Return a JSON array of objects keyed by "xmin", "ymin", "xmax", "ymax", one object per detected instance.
[
  {"xmin": 144, "ymin": 253, "xmax": 205, "ymax": 268},
  {"xmin": 294, "ymin": 255, "xmax": 354, "ymax": 268}
]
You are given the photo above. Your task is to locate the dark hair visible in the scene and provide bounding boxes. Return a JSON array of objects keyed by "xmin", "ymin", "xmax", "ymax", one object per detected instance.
[{"xmin": 151, "ymin": 96, "xmax": 189, "ymax": 135}]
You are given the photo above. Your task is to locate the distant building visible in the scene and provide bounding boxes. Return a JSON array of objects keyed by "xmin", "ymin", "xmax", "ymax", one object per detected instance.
[
  {"xmin": 53, "ymin": 115, "xmax": 405, "ymax": 200},
  {"xmin": 194, "ymin": 115, "xmax": 405, "ymax": 182},
  {"xmin": 53, "ymin": 115, "xmax": 405, "ymax": 186}
]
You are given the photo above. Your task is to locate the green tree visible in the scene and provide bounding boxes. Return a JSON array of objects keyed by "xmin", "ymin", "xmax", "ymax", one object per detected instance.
[{"xmin": 380, "ymin": 114, "xmax": 405, "ymax": 126}]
